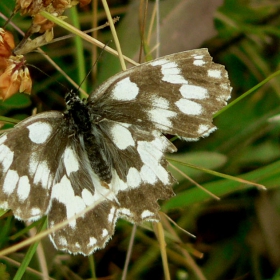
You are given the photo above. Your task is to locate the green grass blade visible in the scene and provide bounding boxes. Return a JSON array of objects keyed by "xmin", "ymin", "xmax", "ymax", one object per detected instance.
[{"xmin": 13, "ymin": 217, "xmax": 47, "ymax": 280}]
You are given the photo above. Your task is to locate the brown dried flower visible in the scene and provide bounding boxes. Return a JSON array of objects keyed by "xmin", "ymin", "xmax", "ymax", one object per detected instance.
[
  {"xmin": 15, "ymin": 0, "xmax": 87, "ymax": 16},
  {"xmin": 0, "ymin": 28, "xmax": 15, "ymax": 58},
  {"xmin": 0, "ymin": 29, "xmax": 32, "ymax": 99},
  {"xmin": 15, "ymin": 0, "xmax": 41, "ymax": 15},
  {"xmin": 0, "ymin": 56, "xmax": 32, "ymax": 100},
  {"xmin": 33, "ymin": 14, "xmax": 55, "ymax": 33}
]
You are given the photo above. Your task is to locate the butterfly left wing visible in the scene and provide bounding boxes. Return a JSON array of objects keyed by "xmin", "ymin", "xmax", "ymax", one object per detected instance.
[{"xmin": 0, "ymin": 111, "xmax": 68, "ymax": 221}]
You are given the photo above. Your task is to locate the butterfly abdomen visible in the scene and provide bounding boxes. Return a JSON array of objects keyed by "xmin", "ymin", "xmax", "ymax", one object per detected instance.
[
  {"xmin": 84, "ymin": 134, "xmax": 112, "ymax": 183},
  {"xmin": 65, "ymin": 94, "xmax": 113, "ymax": 183}
]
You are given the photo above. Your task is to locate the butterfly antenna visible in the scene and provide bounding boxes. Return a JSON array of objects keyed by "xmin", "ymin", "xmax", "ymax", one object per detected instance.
[{"xmin": 76, "ymin": 41, "xmax": 111, "ymax": 93}]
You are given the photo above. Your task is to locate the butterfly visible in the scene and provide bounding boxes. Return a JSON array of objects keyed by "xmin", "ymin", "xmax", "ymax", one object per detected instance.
[{"xmin": 0, "ymin": 49, "xmax": 231, "ymax": 255}]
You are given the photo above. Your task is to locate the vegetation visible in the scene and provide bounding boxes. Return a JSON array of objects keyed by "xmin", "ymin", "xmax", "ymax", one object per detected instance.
[{"xmin": 0, "ymin": 0, "xmax": 280, "ymax": 279}]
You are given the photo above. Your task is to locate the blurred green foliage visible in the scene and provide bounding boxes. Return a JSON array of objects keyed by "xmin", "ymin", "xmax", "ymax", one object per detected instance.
[{"xmin": 0, "ymin": 0, "xmax": 280, "ymax": 279}]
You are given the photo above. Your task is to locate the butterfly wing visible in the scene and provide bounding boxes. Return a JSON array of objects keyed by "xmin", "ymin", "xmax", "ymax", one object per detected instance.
[
  {"xmin": 89, "ymin": 48, "xmax": 231, "ymax": 140},
  {"xmin": 47, "ymin": 138, "xmax": 119, "ymax": 254},
  {"xmin": 49, "ymin": 49, "xmax": 231, "ymax": 254},
  {"xmin": 0, "ymin": 111, "xmax": 68, "ymax": 221},
  {"xmin": 48, "ymin": 122, "xmax": 176, "ymax": 255},
  {"xmin": 97, "ymin": 121, "xmax": 176, "ymax": 221}
]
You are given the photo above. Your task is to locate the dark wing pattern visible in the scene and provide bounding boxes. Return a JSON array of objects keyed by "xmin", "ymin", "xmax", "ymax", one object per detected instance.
[
  {"xmin": 48, "ymin": 139, "xmax": 120, "ymax": 254},
  {"xmin": 48, "ymin": 122, "xmax": 176, "ymax": 254},
  {"xmin": 0, "ymin": 49, "xmax": 231, "ymax": 255},
  {"xmin": 0, "ymin": 112, "xmax": 67, "ymax": 221},
  {"xmin": 89, "ymin": 49, "xmax": 231, "ymax": 140}
]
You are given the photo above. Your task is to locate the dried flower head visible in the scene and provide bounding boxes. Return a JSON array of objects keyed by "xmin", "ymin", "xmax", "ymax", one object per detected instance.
[
  {"xmin": 15, "ymin": 0, "xmax": 87, "ymax": 16},
  {"xmin": 0, "ymin": 28, "xmax": 15, "ymax": 58},
  {"xmin": 0, "ymin": 55, "xmax": 32, "ymax": 100},
  {"xmin": 33, "ymin": 14, "xmax": 55, "ymax": 33},
  {"xmin": 13, "ymin": 0, "xmax": 92, "ymax": 54},
  {"xmin": 15, "ymin": 0, "xmax": 41, "ymax": 16},
  {"xmin": 0, "ymin": 30, "xmax": 32, "ymax": 99}
]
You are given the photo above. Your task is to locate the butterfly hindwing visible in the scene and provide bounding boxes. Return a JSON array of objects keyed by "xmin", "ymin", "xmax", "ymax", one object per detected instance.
[
  {"xmin": 0, "ymin": 111, "xmax": 67, "ymax": 220},
  {"xmin": 48, "ymin": 122, "xmax": 175, "ymax": 254},
  {"xmin": 103, "ymin": 124, "xmax": 176, "ymax": 222},
  {"xmin": 47, "ymin": 142, "xmax": 119, "ymax": 254}
]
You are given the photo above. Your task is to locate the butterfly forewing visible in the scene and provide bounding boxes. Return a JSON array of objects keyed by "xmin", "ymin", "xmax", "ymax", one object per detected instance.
[
  {"xmin": 0, "ymin": 49, "xmax": 232, "ymax": 255},
  {"xmin": 89, "ymin": 48, "xmax": 231, "ymax": 140}
]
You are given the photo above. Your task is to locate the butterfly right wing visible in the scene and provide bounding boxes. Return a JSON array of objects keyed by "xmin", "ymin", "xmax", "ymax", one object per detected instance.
[
  {"xmin": 89, "ymin": 49, "xmax": 231, "ymax": 141},
  {"xmin": 0, "ymin": 111, "xmax": 68, "ymax": 221}
]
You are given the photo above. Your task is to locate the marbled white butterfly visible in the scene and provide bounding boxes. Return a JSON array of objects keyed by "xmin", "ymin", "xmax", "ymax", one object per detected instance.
[{"xmin": 0, "ymin": 49, "xmax": 231, "ymax": 255}]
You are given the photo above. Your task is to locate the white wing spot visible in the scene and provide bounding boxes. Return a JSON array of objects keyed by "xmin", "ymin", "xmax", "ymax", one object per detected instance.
[
  {"xmin": 29, "ymin": 153, "xmax": 38, "ymax": 176},
  {"xmin": 27, "ymin": 122, "xmax": 52, "ymax": 144},
  {"xmin": 148, "ymin": 107, "xmax": 177, "ymax": 128},
  {"xmin": 102, "ymin": 229, "xmax": 108, "ymax": 237},
  {"xmin": 151, "ymin": 96, "xmax": 170, "ymax": 109},
  {"xmin": 127, "ymin": 167, "xmax": 141, "ymax": 188},
  {"xmin": 31, "ymin": 208, "xmax": 42, "ymax": 216},
  {"xmin": 208, "ymin": 69, "xmax": 222, "ymax": 78},
  {"xmin": 81, "ymin": 188, "xmax": 95, "ymax": 206},
  {"xmin": 119, "ymin": 208, "xmax": 132, "ymax": 217},
  {"xmin": 220, "ymin": 83, "xmax": 230, "ymax": 90},
  {"xmin": 33, "ymin": 161, "xmax": 52, "ymax": 189},
  {"xmin": 3, "ymin": 170, "xmax": 19, "ymax": 195},
  {"xmin": 110, "ymin": 123, "xmax": 135, "ymax": 150},
  {"xmin": 52, "ymin": 175, "xmax": 86, "ymax": 228},
  {"xmin": 198, "ymin": 124, "xmax": 216, "ymax": 137},
  {"xmin": 108, "ymin": 207, "xmax": 116, "ymax": 222},
  {"xmin": 58, "ymin": 237, "xmax": 68, "ymax": 246},
  {"xmin": 193, "ymin": 55, "xmax": 204, "ymax": 59},
  {"xmin": 0, "ymin": 144, "xmax": 14, "ymax": 173},
  {"xmin": 193, "ymin": 59, "xmax": 205, "ymax": 66},
  {"xmin": 110, "ymin": 170, "xmax": 127, "ymax": 192},
  {"xmin": 75, "ymin": 242, "xmax": 81, "ymax": 248},
  {"xmin": 140, "ymin": 165, "xmax": 157, "ymax": 184},
  {"xmin": 175, "ymin": 98, "xmax": 202, "ymax": 115},
  {"xmin": 0, "ymin": 202, "xmax": 8, "ymax": 210},
  {"xmin": 179, "ymin": 85, "xmax": 208, "ymax": 100},
  {"xmin": 17, "ymin": 176, "xmax": 31, "ymax": 201},
  {"xmin": 63, "ymin": 147, "xmax": 79, "ymax": 176},
  {"xmin": 88, "ymin": 237, "xmax": 97, "ymax": 247},
  {"xmin": 152, "ymin": 60, "xmax": 189, "ymax": 84},
  {"xmin": 137, "ymin": 141, "xmax": 170, "ymax": 185},
  {"xmin": 112, "ymin": 77, "xmax": 139, "ymax": 101},
  {"xmin": 197, "ymin": 124, "xmax": 210, "ymax": 134},
  {"xmin": 141, "ymin": 210, "xmax": 155, "ymax": 219}
]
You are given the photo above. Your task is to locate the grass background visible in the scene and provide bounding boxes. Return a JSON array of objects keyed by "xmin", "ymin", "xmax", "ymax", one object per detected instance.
[{"xmin": 0, "ymin": 0, "xmax": 280, "ymax": 279}]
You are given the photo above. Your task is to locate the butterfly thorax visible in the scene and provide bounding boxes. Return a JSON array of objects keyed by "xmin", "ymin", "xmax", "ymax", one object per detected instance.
[{"xmin": 64, "ymin": 92, "xmax": 112, "ymax": 183}]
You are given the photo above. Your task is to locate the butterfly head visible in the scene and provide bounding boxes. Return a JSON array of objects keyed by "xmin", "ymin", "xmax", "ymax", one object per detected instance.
[
  {"xmin": 65, "ymin": 90, "xmax": 83, "ymax": 108},
  {"xmin": 63, "ymin": 90, "xmax": 91, "ymax": 132}
]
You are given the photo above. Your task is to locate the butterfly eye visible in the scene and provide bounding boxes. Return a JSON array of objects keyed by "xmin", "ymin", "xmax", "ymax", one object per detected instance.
[{"xmin": 65, "ymin": 90, "xmax": 78, "ymax": 105}]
